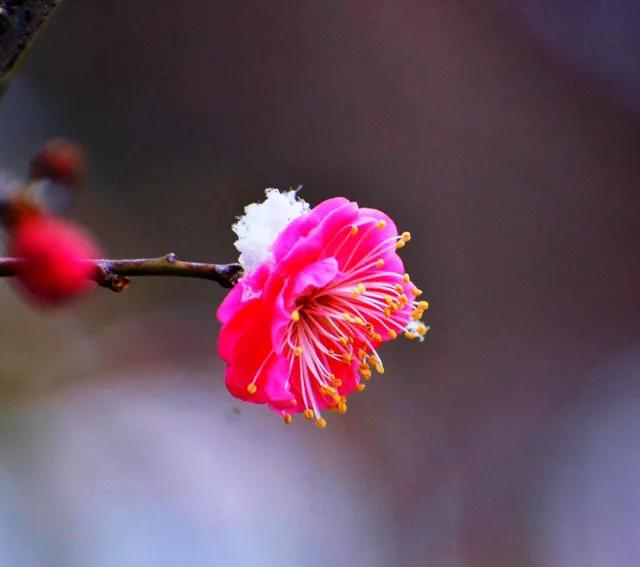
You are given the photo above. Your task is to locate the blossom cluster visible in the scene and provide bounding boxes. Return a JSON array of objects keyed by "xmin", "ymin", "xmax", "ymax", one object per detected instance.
[{"xmin": 1, "ymin": 142, "xmax": 429, "ymax": 428}]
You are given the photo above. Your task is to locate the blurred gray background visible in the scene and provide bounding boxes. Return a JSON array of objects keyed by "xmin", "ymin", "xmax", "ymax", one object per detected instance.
[{"xmin": 1, "ymin": 1, "xmax": 640, "ymax": 566}]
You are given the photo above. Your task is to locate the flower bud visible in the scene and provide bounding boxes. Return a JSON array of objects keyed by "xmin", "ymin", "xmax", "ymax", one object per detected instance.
[
  {"xmin": 8, "ymin": 214, "xmax": 100, "ymax": 306},
  {"xmin": 29, "ymin": 139, "xmax": 87, "ymax": 188}
]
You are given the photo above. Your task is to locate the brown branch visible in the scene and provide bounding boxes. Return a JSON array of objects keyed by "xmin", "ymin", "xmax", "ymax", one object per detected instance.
[
  {"xmin": 0, "ymin": 253, "xmax": 243, "ymax": 292},
  {"xmin": 0, "ymin": 0, "xmax": 61, "ymax": 84}
]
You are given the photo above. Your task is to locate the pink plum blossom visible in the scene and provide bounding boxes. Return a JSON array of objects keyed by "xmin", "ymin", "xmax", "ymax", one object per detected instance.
[{"xmin": 217, "ymin": 190, "xmax": 428, "ymax": 427}]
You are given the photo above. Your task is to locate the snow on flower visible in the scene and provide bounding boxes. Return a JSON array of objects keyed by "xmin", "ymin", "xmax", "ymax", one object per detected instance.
[
  {"xmin": 217, "ymin": 190, "xmax": 428, "ymax": 427},
  {"xmin": 232, "ymin": 188, "xmax": 310, "ymax": 274}
]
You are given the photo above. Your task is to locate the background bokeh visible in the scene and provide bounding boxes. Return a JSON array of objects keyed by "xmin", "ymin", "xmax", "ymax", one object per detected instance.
[{"xmin": 1, "ymin": 2, "xmax": 640, "ymax": 566}]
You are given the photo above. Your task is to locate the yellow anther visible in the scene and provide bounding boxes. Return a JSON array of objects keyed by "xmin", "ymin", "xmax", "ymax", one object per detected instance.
[
  {"xmin": 388, "ymin": 329, "xmax": 398, "ymax": 339},
  {"xmin": 293, "ymin": 346, "xmax": 303, "ymax": 356},
  {"xmin": 417, "ymin": 300, "xmax": 429, "ymax": 311},
  {"xmin": 412, "ymin": 287, "xmax": 423, "ymax": 296},
  {"xmin": 399, "ymin": 294, "xmax": 408, "ymax": 305},
  {"xmin": 411, "ymin": 310, "xmax": 424, "ymax": 321},
  {"xmin": 384, "ymin": 307, "xmax": 392, "ymax": 318},
  {"xmin": 384, "ymin": 295, "xmax": 394, "ymax": 305},
  {"xmin": 283, "ymin": 413, "xmax": 293, "ymax": 425},
  {"xmin": 373, "ymin": 333, "xmax": 382, "ymax": 342},
  {"xmin": 375, "ymin": 363, "xmax": 384, "ymax": 374},
  {"xmin": 376, "ymin": 258, "xmax": 384, "ymax": 268},
  {"xmin": 351, "ymin": 284, "xmax": 366, "ymax": 297},
  {"xmin": 316, "ymin": 418, "xmax": 327, "ymax": 429},
  {"xmin": 350, "ymin": 225, "xmax": 359, "ymax": 236},
  {"xmin": 342, "ymin": 312, "xmax": 352, "ymax": 322},
  {"xmin": 320, "ymin": 388, "xmax": 340, "ymax": 403},
  {"xmin": 401, "ymin": 231, "xmax": 411, "ymax": 242},
  {"xmin": 359, "ymin": 363, "xmax": 370, "ymax": 371},
  {"xmin": 333, "ymin": 378, "xmax": 343, "ymax": 388},
  {"xmin": 354, "ymin": 316, "xmax": 365, "ymax": 326},
  {"xmin": 361, "ymin": 369, "xmax": 372, "ymax": 380},
  {"xmin": 416, "ymin": 323, "xmax": 428, "ymax": 336},
  {"xmin": 304, "ymin": 409, "xmax": 314, "ymax": 420},
  {"xmin": 246, "ymin": 383, "xmax": 257, "ymax": 395},
  {"xmin": 396, "ymin": 240, "xmax": 405, "ymax": 249},
  {"xmin": 395, "ymin": 284, "xmax": 404, "ymax": 293},
  {"xmin": 342, "ymin": 353, "xmax": 353, "ymax": 364},
  {"xmin": 291, "ymin": 310, "xmax": 300, "ymax": 322},
  {"xmin": 356, "ymin": 383, "xmax": 366, "ymax": 392},
  {"xmin": 376, "ymin": 219, "xmax": 387, "ymax": 230},
  {"xmin": 404, "ymin": 331, "xmax": 416, "ymax": 340},
  {"xmin": 339, "ymin": 336, "xmax": 348, "ymax": 346},
  {"xmin": 337, "ymin": 401, "xmax": 348, "ymax": 414}
]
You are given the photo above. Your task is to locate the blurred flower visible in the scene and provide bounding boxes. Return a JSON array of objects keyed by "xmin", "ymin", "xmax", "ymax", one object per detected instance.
[
  {"xmin": 218, "ymin": 190, "xmax": 428, "ymax": 427},
  {"xmin": 8, "ymin": 213, "xmax": 100, "ymax": 306}
]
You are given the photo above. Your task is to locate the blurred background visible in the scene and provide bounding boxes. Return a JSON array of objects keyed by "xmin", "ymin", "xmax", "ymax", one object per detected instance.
[{"xmin": 1, "ymin": 1, "xmax": 640, "ymax": 565}]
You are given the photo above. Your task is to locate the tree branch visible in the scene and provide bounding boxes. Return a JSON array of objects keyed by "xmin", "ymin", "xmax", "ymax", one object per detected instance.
[
  {"xmin": 0, "ymin": 0, "xmax": 60, "ymax": 85},
  {"xmin": 0, "ymin": 254, "xmax": 243, "ymax": 292}
]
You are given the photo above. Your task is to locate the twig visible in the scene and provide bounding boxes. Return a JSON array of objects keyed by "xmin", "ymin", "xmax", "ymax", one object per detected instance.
[{"xmin": 0, "ymin": 253, "xmax": 243, "ymax": 292}]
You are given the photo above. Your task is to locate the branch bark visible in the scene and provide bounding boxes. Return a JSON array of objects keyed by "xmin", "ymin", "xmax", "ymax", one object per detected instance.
[{"xmin": 0, "ymin": 254, "xmax": 243, "ymax": 291}]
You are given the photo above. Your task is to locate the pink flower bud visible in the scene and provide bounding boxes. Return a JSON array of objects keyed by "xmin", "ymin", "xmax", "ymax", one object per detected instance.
[{"xmin": 8, "ymin": 214, "xmax": 100, "ymax": 306}]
